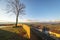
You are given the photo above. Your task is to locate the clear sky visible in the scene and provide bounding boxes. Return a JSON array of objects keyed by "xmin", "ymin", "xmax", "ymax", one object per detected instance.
[{"xmin": 0, "ymin": 0, "xmax": 60, "ymax": 22}]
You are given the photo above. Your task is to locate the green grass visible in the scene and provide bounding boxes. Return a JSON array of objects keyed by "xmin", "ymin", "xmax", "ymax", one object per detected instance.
[{"xmin": 0, "ymin": 26, "xmax": 29, "ymax": 40}]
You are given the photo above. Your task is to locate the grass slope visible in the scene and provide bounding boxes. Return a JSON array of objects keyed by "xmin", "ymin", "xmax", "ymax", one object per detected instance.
[{"xmin": 0, "ymin": 25, "xmax": 29, "ymax": 40}]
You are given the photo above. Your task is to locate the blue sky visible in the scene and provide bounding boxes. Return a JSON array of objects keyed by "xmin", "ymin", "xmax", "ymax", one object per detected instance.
[{"xmin": 0, "ymin": 0, "xmax": 60, "ymax": 22}]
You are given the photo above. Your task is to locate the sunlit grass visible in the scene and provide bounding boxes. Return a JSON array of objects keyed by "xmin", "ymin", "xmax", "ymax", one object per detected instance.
[
  {"xmin": 0, "ymin": 24, "xmax": 30, "ymax": 40},
  {"xmin": 49, "ymin": 31, "xmax": 60, "ymax": 38},
  {"xmin": 22, "ymin": 24, "xmax": 30, "ymax": 39}
]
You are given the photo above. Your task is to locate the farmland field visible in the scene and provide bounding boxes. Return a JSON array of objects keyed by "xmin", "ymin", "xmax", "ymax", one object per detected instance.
[
  {"xmin": 0, "ymin": 23, "xmax": 60, "ymax": 40},
  {"xmin": 28, "ymin": 22, "xmax": 60, "ymax": 39}
]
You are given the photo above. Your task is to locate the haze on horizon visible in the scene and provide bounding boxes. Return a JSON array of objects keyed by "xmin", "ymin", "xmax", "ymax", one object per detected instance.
[{"xmin": 0, "ymin": 0, "xmax": 60, "ymax": 22}]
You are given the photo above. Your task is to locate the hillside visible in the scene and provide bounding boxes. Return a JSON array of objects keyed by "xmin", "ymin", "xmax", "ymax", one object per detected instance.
[{"xmin": 0, "ymin": 24, "xmax": 29, "ymax": 40}]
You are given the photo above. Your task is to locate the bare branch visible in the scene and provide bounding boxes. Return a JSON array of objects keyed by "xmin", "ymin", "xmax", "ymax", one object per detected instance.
[{"xmin": 6, "ymin": 0, "xmax": 25, "ymax": 27}]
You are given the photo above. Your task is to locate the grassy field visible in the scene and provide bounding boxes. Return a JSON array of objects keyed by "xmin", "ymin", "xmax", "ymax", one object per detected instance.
[
  {"xmin": 29, "ymin": 23, "xmax": 60, "ymax": 39},
  {"xmin": 0, "ymin": 24, "xmax": 30, "ymax": 40},
  {"xmin": 0, "ymin": 23, "xmax": 60, "ymax": 40}
]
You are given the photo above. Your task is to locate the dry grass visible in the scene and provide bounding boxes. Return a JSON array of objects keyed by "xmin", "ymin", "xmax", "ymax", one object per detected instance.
[
  {"xmin": 0, "ymin": 24, "xmax": 30, "ymax": 40},
  {"xmin": 22, "ymin": 24, "xmax": 30, "ymax": 39},
  {"xmin": 30, "ymin": 23, "xmax": 60, "ymax": 38}
]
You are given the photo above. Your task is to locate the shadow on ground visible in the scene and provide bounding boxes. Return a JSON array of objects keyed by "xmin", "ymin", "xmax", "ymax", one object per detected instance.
[{"xmin": 0, "ymin": 29, "xmax": 29, "ymax": 40}]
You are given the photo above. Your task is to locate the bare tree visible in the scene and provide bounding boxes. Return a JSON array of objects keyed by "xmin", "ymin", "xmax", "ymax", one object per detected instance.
[{"xmin": 7, "ymin": 0, "xmax": 25, "ymax": 27}]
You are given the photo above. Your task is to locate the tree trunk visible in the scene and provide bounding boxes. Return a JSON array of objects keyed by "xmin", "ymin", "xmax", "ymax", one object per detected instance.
[{"xmin": 15, "ymin": 13, "xmax": 19, "ymax": 27}]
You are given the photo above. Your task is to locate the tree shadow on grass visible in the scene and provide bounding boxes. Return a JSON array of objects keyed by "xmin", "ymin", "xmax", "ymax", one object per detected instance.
[{"xmin": 0, "ymin": 29, "xmax": 29, "ymax": 40}]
